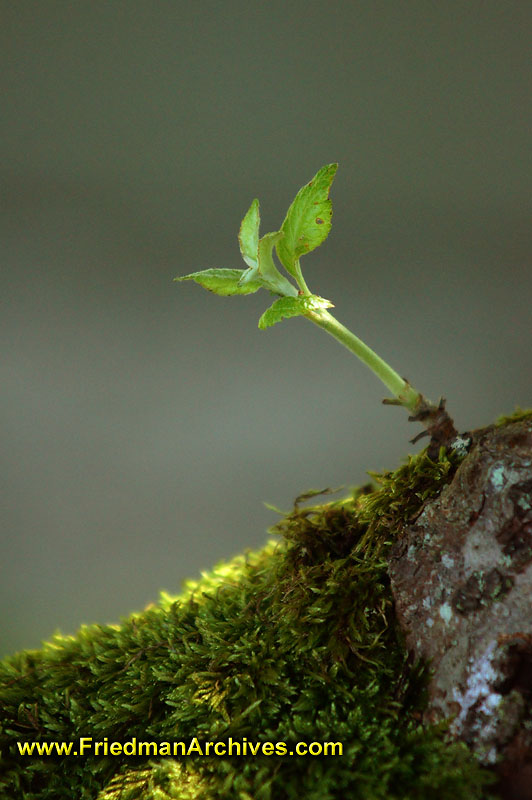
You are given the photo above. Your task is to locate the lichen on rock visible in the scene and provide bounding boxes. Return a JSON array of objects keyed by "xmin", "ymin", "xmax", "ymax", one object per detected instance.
[{"xmin": 389, "ymin": 412, "xmax": 532, "ymax": 799}]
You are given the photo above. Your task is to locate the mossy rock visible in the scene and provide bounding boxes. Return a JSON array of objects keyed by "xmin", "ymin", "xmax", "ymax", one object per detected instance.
[{"xmin": 5, "ymin": 425, "xmax": 523, "ymax": 799}]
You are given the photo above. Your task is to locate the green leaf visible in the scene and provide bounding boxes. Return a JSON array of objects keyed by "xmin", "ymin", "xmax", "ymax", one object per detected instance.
[
  {"xmin": 258, "ymin": 296, "xmax": 306, "ymax": 329},
  {"xmin": 238, "ymin": 198, "xmax": 260, "ymax": 268},
  {"xmin": 175, "ymin": 268, "xmax": 262, "ymax": 295},
  {"xmin": 276, "ymin": 163, "xmax": 338, "ymax": 277},
  {"xmin": 258, "ymin": 293, "xmax": 334, "ymax": 329}
]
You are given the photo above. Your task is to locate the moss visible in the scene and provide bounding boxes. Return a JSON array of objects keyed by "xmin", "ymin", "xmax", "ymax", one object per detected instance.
[
  {"xmin": 0, "ymin": 447, "xmax": 498, "ymax": 799},
  {"xmin": 495, "ymin": 407, "xmax": 532, "ymax": 427}
]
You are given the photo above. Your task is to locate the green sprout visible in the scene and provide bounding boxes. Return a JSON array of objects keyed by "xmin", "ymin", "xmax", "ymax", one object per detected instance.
[{"xmin": 176, "ymin": 164, "xmax": 457, "ymax": 448}]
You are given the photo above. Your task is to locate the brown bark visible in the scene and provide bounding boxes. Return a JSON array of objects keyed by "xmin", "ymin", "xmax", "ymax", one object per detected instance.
[{"xmin": 388, "ymin": 417, "xmax": 532, "ymax": 800}]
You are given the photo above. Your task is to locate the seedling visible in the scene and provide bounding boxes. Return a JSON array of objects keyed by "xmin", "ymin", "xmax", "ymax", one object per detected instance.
[{"xmin": 176, "ymin": 164, "xmax": 457, "ymax": 452}]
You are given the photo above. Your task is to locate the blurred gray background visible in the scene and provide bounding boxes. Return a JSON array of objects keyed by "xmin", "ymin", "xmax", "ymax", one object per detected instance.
[{"xmin": 2, "ymin": 2, "xmax": 531, "ymax": 656}]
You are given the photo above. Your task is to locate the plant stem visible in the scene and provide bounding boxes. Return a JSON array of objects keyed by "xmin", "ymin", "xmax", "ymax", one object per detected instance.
[
  {"xmin": 293, "ymin": 259, "xmax": 312, "ymax": 295},
  {"xmin": 305, "ymin": 308, "xmax": 422, "ymax": 413}
]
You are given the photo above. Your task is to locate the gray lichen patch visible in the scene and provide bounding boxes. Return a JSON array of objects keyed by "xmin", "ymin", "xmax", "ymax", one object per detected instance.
[
  {"xmin": 450, "ymin": 434, "xmax": 473, "ymax": 459},
  {"xmin": 439, "ymin": 602, "xmax": 453, "ymax": 625},
  {"xmin": 490, "ymin": 464, "xmax": 507, "ymax": 492},
  {"xmin": 451, "ymin": 641, "xmax": 503, "ymax": 763}
]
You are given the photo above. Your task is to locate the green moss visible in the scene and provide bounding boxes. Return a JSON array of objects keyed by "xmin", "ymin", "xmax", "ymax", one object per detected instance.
[
  {"xmin": 0, "ymin": 447, "xmax": 497, "ymax": 799},
  {"xmin": 495, "ymin": 407, "xmax": 532, "ymax": 426}
]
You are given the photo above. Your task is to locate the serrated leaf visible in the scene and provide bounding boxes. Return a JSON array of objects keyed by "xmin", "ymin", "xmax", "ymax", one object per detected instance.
[
  {"xmin": 258, "ymin": 293, "xmax": 334, "ymax": 329},
  {"xmin": 258, "ymin": 296, "xmax": 307, "ymax": 329},
  {"xmin": 175, "ymin": 268, "xmax": 262, "ymax": 296},
  {"xmin": 276, "ymin": 163, "xmax": 338, "ymax": 277},
  {"xmin": 238, "ymin": 198, "xmax": 260, "ymax": 268}
]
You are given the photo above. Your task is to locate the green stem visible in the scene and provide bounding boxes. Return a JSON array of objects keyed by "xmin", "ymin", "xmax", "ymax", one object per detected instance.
[
  {"xmin": 305, "ymin": 308, "xmax": 422, "ymax": 413},
  {"xmin": 292, "ymin": 259, "xmax": 311, "ymax": 295}
]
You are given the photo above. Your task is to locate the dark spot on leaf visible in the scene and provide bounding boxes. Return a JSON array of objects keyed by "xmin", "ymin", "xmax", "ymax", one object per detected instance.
[{"xmin": 316, "ymin": 218, "xmax": 324, "ymax": 224}]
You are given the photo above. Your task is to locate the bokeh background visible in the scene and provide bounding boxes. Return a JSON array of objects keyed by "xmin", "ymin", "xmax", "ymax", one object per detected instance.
[{"xmin": 2, "ymin": 2, "xmax": 531, "ymax": 656}]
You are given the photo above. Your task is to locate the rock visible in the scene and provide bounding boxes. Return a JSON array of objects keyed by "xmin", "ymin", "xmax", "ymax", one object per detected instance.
[{"xmin": 389, "ymin": 417, "xmax": 532, "ymax": 799}]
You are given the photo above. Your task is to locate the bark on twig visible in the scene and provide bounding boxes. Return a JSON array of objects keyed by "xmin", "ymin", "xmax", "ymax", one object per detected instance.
[{"xmin": 408, "ymin": 396, "xmax": 459, "ymax": 459}]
